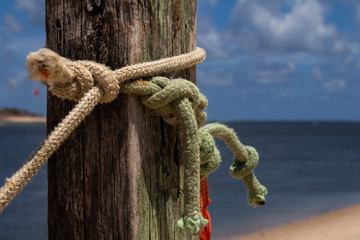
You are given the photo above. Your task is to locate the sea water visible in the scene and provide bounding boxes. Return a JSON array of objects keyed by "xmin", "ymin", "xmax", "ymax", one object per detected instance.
[
  {"xmin": 0, "ymin": 122, "xmax": 359, "ymax": 240},
  {"xmin": 0, "ymin": 123, "xmax": 47, "ymax": 240},
  {"xmin": 209, "ymin": 122, "xmax": 360, "ymax": 239}
]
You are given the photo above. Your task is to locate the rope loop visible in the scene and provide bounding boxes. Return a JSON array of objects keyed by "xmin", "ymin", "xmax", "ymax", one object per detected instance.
[
  {"xmin": 77, "ymin": 61, "xmax": 119, "ymax": 103},
  {"xmin": 198, "ymin": 128, "xmax": 221, "ymax": 180},
  {"xmin": 142, "ymin": 77, "xmax": 207, "ymax": 126},
  {"xmin": 229, "ymin": 146, "xmax": 258, "ymax": 179},
  {"xmin": 177, "ymin": 211, "xmax": 209, "ymax": 235},
  {"xmin": 26, "ymin": 48, "xmax": 119, "ymax": 103},
  {"xmin": 26, "ymin": 47, "xmax": 206, "ymax": 103}
]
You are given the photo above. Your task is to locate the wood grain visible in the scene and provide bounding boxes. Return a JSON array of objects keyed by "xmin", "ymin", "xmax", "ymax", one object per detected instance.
[{"xmin": 46, "ymin": 0, "xmax": 197, "ymax": 239}]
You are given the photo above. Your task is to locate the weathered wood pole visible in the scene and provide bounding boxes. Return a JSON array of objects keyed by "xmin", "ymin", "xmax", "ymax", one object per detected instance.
[{"xmin": 45, "ymin": 0, "xmax": 197, "ymax": 239}]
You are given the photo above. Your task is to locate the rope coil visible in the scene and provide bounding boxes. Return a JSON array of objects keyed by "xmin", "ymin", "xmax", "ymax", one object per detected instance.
[{"xmin": 0, "ymin": 47, "xmax": 267, "ymax": 236}]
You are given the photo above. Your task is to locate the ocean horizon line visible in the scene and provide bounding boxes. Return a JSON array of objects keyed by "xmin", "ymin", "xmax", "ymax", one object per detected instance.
[{"xmin": 208, "ymin": 119, "xmax": 360, "ymax": 124}]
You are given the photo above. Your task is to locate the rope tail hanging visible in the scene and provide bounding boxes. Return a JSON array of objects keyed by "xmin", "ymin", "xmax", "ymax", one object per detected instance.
[
  {"xmin": 199, "ymin": 123, "xmax": 267, "ymax": 206},
  {"xmin": 0, "ymin": 47, "xmax": 267, "ymax": 237}
]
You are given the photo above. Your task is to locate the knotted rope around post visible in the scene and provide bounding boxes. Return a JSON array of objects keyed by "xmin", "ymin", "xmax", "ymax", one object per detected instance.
[
  {"xmin": 0, "ymin": 47, "xmax": 206, "ymax": 215},
  {"xmin": 0, "ymin": 47, "xmax": 267, "ymax": 236}
]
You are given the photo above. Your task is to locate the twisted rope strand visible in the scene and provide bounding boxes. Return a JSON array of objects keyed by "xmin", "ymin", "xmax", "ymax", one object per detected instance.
[
  {"xmin": 200, "ymin": 123, "xmax": 248, "ymax": 162},
  {"xmin": 0, "ymin": 87, "xmax": 101, "ymax": 212},
  {"xmin": 175, "ymin": 97, "xmax": 208, "ymax": 234},
  {"xmin": 114, "ymin": 47, "xmax": 206, "ymax": 81}
]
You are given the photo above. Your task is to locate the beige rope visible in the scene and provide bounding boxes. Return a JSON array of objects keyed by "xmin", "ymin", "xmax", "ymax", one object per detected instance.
[
  {"xmin": 0, "ymin": 47, "xmax": 206, "ymax": 213},
  {"xmin": 26, "ymin": 47, "xmax": 206, "ymax": 103},
  {"xmin": 0, "ymin": 87, "xmax": 101, "ymax": 213}
]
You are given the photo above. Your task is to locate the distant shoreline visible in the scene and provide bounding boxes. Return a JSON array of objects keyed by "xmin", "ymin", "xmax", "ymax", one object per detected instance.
[
  {"xmin": 0, "ymin": 115, "xmax": 46, "ymax": 124},
  {"xmin": 0, "ymin": 108, "xmax": 45, "ymax": 124}
]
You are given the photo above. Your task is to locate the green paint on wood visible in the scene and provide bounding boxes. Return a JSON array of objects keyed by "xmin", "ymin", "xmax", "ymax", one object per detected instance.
[{"xmin": 136, "ymin": 0, "xmax": 197, "ymax": 239}]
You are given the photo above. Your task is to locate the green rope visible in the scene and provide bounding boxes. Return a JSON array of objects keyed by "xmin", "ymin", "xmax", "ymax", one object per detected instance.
[
  {"xmin": 122, "ymin": 78, "xmax": 210, "ymax": 233},
  {"xmin": 121, "ymin": 78, "xmax": 267, "ymax": 233},
  {"xmin": 198, "ymin": 123, "xmax": 267, "ymax": 207}
]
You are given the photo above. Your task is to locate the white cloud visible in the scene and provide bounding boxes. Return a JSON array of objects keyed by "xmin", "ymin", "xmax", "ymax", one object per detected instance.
[
  {"xmin": 344, "ymin": 41, "xmax": 360, "ymax": 58},
  {"xmin": 198, "ymin": 0, "xmax": 218, "ymax": 7},
  {"xmin": 7, "ymin": 69, "xmax": 28, "ymax": 86},
  {"xmin": 4, "ymin": 36, "xmax": 45, "ymax": 56},
  {"xmin": 356, "ymin": 4, "xmax": 360, "ymax": 23},
  {"xmin": 228, "ymin": 0, "xmax": 337, "ymax": 53},
  {"xmin": 209, "ymin": 0, "xmax": 218, "ymax": 6},
  {"xmin": 2, "ymin": 14, "xmax": 25, "ymax": 34},
  {"xmin": 256, "ymin": 60, "xmax": 295, "ymax": 84},
  {"xmin": 198, "ymin": 27, "xmax": 225, "ymax": 59},
  {"xmin": 197, "ymin": 20, "xmax": 229, "ymax": 59},
  {"xmin": 322, "ymin": 78, "xmax": 347, "ymax": 92},
  {"xmin": 333, "ymin": 40, "xmax": 345, "ymax": 53},
  {"xmin": 311, "ymin": 67, "xmax": 324, "ymax": 81},
  {"xmin": 15, "ymin": 0, "xmax": 45, "ymax": 27},
  {"xmin": 197, "ymin": 67, "xmax": 234, "ymax": 87},
  {"xmin": 197, "ymin": 0, "xmax": 358, "ymax": 98}
]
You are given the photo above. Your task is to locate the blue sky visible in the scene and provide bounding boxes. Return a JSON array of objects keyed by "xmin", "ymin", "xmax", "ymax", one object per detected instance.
[{"xmin": 0, "ymin": 0, "xmax": 359, "ymax": 120}]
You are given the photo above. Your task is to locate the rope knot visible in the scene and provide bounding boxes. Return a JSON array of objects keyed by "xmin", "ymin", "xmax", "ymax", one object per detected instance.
[
  {"xmin": 26, "ymin": 48, "xmax": 119, "ymax": 103},
  {"xmin": 121, "ymin": 77, "xmax": 208, "ymax": 125},
  {"xmin": 197, "ymin": 123, "xmax": 268, "ymax": 208},
  {"xmin": 141, "ymin": 77, "xmax": 208, "ymax": 126},
  {"xmin": 199, "ymin": 128, "xmax": 221, "ymax": 180},
  {"xmin": 177, "ymin": 211, "xmax": 209, "ymax": 235},
  {"xmin": 229, "ymin": 146, "xmax": 259, "ymax": 179}
]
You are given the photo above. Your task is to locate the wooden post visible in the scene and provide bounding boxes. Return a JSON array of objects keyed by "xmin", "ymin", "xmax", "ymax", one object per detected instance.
[{"xmin": 45, "ymin": 0, "xmax": 197, "ymax": 239}]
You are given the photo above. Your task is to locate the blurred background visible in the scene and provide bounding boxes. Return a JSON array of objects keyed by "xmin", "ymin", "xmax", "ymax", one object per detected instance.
[
  {"xmin": 0, "ymin": 0, "xmax": 360, "ymax": 120},
  {"xmin": 0, "ymin": 0, "xmax": 359, "ymax": 239},
  {"xmin": 197, "ymin": 0, "xmax": 360, "ymax": 121},
  {"xmin": 0, "ymin": 0, "xmax": 46, "ymax": 114}
]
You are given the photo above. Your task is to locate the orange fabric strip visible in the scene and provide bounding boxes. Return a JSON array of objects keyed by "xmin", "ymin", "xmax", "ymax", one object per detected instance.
[
  {"xmin": 39, "ymin": 70, "xmax": 49, "ymax": 79},
  {"xmin": 199, "ymin": 178, "xmax": 211, "ymax": 240}
]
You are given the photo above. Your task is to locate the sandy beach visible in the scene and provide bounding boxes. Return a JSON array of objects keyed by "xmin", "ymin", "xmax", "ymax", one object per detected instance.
[
  {"xmin": 0, "ymin": 116, "xmax": 46, "ymax": 123},
  {"xmin": 231, "ymin": 204, "xmax": 360, "ymax": 240}
]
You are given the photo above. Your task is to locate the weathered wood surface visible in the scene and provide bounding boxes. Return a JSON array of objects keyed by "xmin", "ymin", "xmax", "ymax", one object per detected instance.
[{"xmin": 45, "ymin": 0, "xmax": 197, "ymax": 239}]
